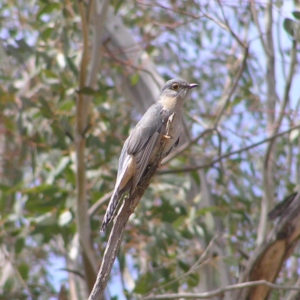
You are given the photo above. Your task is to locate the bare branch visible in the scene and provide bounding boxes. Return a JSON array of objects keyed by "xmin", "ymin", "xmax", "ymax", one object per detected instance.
[
  {"xmin": 217, "ymin": 0, "xmax": 247, "ymax": 48},
  {"xmin": 256, "ymin": 0, "xmax": 281, "ymax": 245},
  {"xmin": 148, "ymin": 236, "xmax": 218, "ymax": 294},
  {"xmin": 200, "ymin": 11, "xmax": 228, "ymax": 31},
  {"xmin": 143, "ymin": 280, "xmax": 300, "ymax": 300},
  {"xmin": 159, "ymin": 125, "xmax": 300, "ymax": 175},
  {"xmin": 86, "ymin": 0, "xmax": 110, "ymax": 87},
  {"xmin": 250, "ymin": 0, "xmax": 267, "ymax": 53},
  {"xmin": 76, "ymin": 0, "xmax": 98, "ymax": 280},
  {"xmin": 213, "ymin": 46, "xmax": 249, "ymax": 126},
  {"xmin": 88, "ymin": 191, "xmax": 113, "ymax": 217},
  {"xmin": 75, "ymin": 0, "xmax": 111, "ymax": 291},
  {"xmin": 258, "ymin": 16, "xmax": 298, "ymax": 245},
  {"xmin": 1, "ymin": 246, "xmax": 34, "ymax": 298}
]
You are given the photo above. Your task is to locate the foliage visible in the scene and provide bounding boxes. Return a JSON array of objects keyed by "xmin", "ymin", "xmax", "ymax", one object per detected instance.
[{"xmin": 0, "ymin": 0, "xmax": 300, "ymax": 299}]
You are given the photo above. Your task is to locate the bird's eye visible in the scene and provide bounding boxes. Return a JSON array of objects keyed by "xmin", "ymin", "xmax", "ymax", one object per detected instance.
[{"xmin": 172, "ymin": 83, "xmax": 179, "ymax": 90}]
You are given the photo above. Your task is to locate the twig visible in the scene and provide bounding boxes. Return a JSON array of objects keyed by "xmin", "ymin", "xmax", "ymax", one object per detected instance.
[
  {"xmin": 104, "ymin": 50, "xmax": 164, "ymax": 90},
  {"xmin": 1, "ymin": 246, "xmax": 34, "ymax": 298},
  {"xmin": 159, "ymin": 125, "xmax": 300, "ymax": 174},
  {"xmin": 88, "ymin": 191, "xmax": 113, "ymax": 217},
  {"xmin": 136, "ymin": 0, "xmax": 200, "ymax": 19},
  {"xmin": 162, "ymin": 45, "xmax": 248, "ymax": 165},
  {"xmin": 217, "ymin": 0, "xmax": 246, "ymax": 48},
  {"xmin": 200, "ymin": 11, "xmax": 228, "ymax": 31},
  {"xmin": 213, "ymin": 46, "xmax": 249, "ymax": 126},
  {"xmin": 142, "ymin": 280, "xmax": 300, "ymax": 299},
  {"xmin": 147, "ymin": 236, "xmax": 218, "ymax": 294},
  {"xmin": 250, "ymin": 0, "xmax": 267, "ymax": 53}
]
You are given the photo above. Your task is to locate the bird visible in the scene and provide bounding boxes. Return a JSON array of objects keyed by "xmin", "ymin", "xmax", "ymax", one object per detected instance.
[{"xmin": 100, "ymin": 78, "xmax": 198, "ymax": 231}]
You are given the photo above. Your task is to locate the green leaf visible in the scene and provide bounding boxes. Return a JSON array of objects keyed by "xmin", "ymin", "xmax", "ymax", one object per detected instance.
[
  {"xmin": 15, "ymin": 238, "xmax": 25, "ymax": 254},
  {"xmin": 59, "ymin": 99, "xmax": 74, "ymax": 111},
  {"xmin": 172, "ymin": 215, "xmax": 186, "ymax": 228},
  {"xmin": 292, "ymin": 11, "xmax": 300, "ymax": 20},
  {"xmin": 18, "ymin": 262, "xmax": 29, "ymax": 280},
  {"xmin": 39, "ymin": 97, "xmax": 54, "ymax": 119},
  {"xmin": 114, "ymin": 0, "xmax": 123, "ymax": 14},
  {"xmin": 130, "ymin": 73, "xmax": 139, "ymax": 86},
  {"xmin": 46, "ymin": 156, "xmax": 70, "ymax": 184},
  {"xmin": 0, "ymin": 183, "xmax": 11, "ymax": 192},
  {"xmin": 42, "ymin": 69, "xmax": 59, "ymax": 79},
  {"xmin": 3, "ymin": 278, "xmax": 14, "ymax": 292},
  {"xmin": 66, "ymin": 56, "xmax": 78, "ymax": 77},
  {"xmin": 195, "ymin": 206, "xmax": 218, "ymax": 217},
  {"xmin": 283, "ymin": 18, "xmax": 296, "ymax": 38},
  {"xmin": 37, "ymin": 3, "xmax": 61, "ymax": 20},
  {"xmin": 133, "ymin": 272, "xmax": 153, "ymax": 294},
  {"xmin": 190, "ymin": 169, "xmax": 200, "ymax": 185},
  {"xmin": 40, "ymin": 27, "xmax": 53, "ymax": 40},
  {"xmin": 178, "ymin": 260, "xmax": 190, "ymax": 272},
  {"xmin": 187, "ymin": 273, "xmax": 200, "ymax": 287}
]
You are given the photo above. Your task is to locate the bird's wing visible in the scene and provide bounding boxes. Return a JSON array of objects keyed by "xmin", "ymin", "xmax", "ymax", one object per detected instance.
[
  {"xmin": 101, "ymin": 104, "xmax": 170, "ymax": 231},
  {"xmin": 126, "ymin": 102, "xmax": 170, "ymax": 192},
  {"xmin": 127, "ymin": 103, "xmax": 169, "ymax": 154}
]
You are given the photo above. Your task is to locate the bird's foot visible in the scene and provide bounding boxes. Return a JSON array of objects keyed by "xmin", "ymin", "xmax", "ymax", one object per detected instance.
[{"xmin": 162, "ymin": 134, "xmax": 172, "ymax": 139}]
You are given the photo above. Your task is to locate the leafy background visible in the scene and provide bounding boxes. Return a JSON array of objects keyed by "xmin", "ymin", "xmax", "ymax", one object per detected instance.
[{"xmin": 0, "ymin": 0, "xmax": 300, "ymax": 299}]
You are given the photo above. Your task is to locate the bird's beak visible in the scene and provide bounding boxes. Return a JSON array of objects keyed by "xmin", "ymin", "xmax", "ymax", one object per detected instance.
[{"xmin": 188, "ymin": 83, "xmax": 198, "ymax": 89}]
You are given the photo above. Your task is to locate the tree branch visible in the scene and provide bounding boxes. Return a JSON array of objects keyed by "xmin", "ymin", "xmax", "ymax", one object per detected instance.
[
  {"xmin": 142, "ymin": 280, "xmax": 300, "ymax": 300},
  {"xmin": 159, "ymin": 125, "xmax": 300, "ymax": 175},
  {"xmin": 258, "ymin": 8, "xmax": 298, "ymax": 245},
  {"xmin": 147, "ymin": 236, "xmax": 218, "ymax": 294},
  {"xmin": 76, "ymin": 0, "xmax": 98, "ymax": 282},
  {"xmin": 217, "ymin": 0, "xmax": 247, "ymax": 48},
  {"xmin": 162, "ymin": 46, "xmax": 249, "ymax": 165},
  {"xmin": 88, "ymin": 191, "xmax": 113, "ymax": 217},
  {"xmin": 75, "ymin": 0, "xmax": 111, "ymax": 292},
  {"xmin": 234, "ymin": 192, "xmax": 300, "ymax": 300},
  {"xmin": 250, "ymin": 0, "xmax": 267, "ymax": 53}
]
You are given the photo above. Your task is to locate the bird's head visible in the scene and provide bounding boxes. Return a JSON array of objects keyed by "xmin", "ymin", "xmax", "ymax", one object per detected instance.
[{"xmin": 161, "ymin": 78, "xmax": 198, "ymax": 102}]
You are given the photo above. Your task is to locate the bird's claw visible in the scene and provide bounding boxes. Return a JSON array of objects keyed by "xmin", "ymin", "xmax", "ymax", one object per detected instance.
[{"xmin": 162, "ymin": 134, "xmax": 172, "ymax": 139}]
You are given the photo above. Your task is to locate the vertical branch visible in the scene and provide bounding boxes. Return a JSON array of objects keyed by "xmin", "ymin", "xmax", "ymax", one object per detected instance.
[
  {"xmin": 76, "ymin": 0, "xmax": 98, "ymax": 287},
  {"xmin": 257, "ymin": 0, "xmax": 277, "ymax": 245},
  {"xmin": 75, "ymin": 0, "xmax": 111, "ymax": 292},
  {"xmin": 86, "ymin": 0, "xmax": 110, "ymax": 86},
  {"xmin": 258, "ymin": 16, "xmax": 298, "ymax": 246}
]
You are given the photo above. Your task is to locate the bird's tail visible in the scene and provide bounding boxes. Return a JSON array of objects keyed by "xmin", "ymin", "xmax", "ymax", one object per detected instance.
[{"xmin": 100, "ymin": 190, "xmax": 120, "ymax": 232}]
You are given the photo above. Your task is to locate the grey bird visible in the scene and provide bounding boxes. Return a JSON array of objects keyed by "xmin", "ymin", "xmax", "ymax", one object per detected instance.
[{"xmin": 101, "ymin": 78, "xmax": 198, "ymax": 231}]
